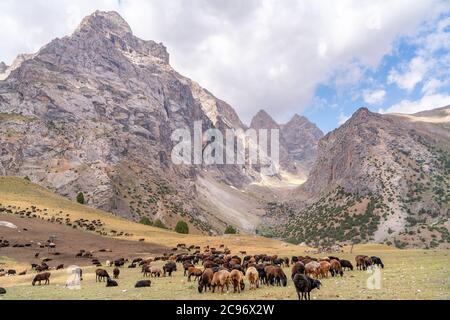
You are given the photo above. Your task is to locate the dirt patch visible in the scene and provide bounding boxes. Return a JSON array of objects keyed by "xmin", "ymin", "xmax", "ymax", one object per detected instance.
[{"xmin": 0, "ymin": 214, "xmax": 169, "ymax": 268}]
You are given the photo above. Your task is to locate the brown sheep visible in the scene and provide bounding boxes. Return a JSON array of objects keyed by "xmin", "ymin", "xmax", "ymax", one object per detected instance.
[
  {"xmin": 355, "ymin": 255, "xmax": 367, "ymax": 270},
  {"xmin": 319, "ymin": 261, "xmax": 331, "ymax": 278},
  {"xmin": 230, "ymin": 269, "xmax": 245, "ymax": 293},
  {"xmin": 198, "ymin": 268, "xmax": 214, "ymax": 293},
  {"xmin": 187, "ymin": 266, "xmax": 203, "ymax": 282},
  {"xmin": 95, "ymin": 269, "xmax": 110, "ymax": 282},
  {"xmin": 330, "ymin": 259, "xmax": 343, "ymax": 277},
  {"xmin": 113, "ymin": 267, "xmax": 120, "ymax": 279},
  {"xmin": 291, "ymin": 262, "xmax": 305, "ymax": 280},
  {"xmin": 305, "ymin": 261, "xmax": 321, "ymax": 279},
  {"xmin": 211, "ymin": 270, "xmax": 230, "ymax": 293},
  {"xmin": 245, "ymin": 266, "xmax": 259, "ymax": 290},
  {"xmin": 32, "ymin": 272, "xmax": 51, "ymax": 286}
]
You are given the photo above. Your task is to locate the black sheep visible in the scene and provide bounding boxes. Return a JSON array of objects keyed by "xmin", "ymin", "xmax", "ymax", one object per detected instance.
[
  {"xmin": 293, "ymin": 274, "xmax": 321, "ymax": 300},
  {"xmin": 163, "ymin": 262, "xmax": 177, "ymax": 277},
  {"xmin": 340, "ymin": 259, "xmax": 354, "ymax": 271},
  {"xmin": 0, "ymin": 287, "xmax": 6, "ymax": 295},
  {"xmin": 135, "ymin": 280, "xmax": 151, "ymax": 288},
  {"xmin": 371, "ymin": 256, "xmax": 384, "ymax": 269},
  {"xmin": 106, "ymin": 278, "xmax": 118, "ymax": 287}
]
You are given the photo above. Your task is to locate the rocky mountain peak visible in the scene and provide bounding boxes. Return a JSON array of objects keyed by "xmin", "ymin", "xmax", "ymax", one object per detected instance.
[
  {"xmin": 75, "ymin": 10, "xmax": 133, "ymax": 37},
  {"xmin": 286, "ymin": 113, "xmax": 308, "ymax": 125},
  {"xmin": 250, "ymin": 109, "xmax": 279, "ymax": 129}
]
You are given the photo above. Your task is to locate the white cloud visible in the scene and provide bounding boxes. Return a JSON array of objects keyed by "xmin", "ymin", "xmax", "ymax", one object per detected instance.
[
  {"xmin": 421, "ymin": 78, "xmax": 447, "ymax": 95},
  {"xmin": 338, "ymin": 112, "xmax": 351, "ymax": 125},
  {"xmin": 363, "ymin": 89, "xmax": 386, "ymax": 105},
  {"xmin": 0, "ymin": 0, "xmax": 446, "ymax": 123},
  {"xmin": 387, "ymin": 56, "xmax": 430, "ymax": 91},
  {"xmin": 380, "ymin": 93, "xmax": 450, "ymax": 114}
]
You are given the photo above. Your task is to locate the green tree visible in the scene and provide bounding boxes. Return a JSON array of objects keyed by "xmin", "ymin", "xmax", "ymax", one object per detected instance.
[
  {"xmin": 153, "ymin": 219, "xmax": 167, "ymax": 229},
  {"xmin": 175, "ymin": 220, "xmax": 189, "ymax": 234},
  {"xmin": 139, "ymin": 216, "xmax": 153, "ymax": 226},
  {"xmin": 224, "ymin": 225, "xmax": 237, "ymax": 234},
  {"xmin": 76, "ymin": 192, "xmax": 85, "ymax": 205}
]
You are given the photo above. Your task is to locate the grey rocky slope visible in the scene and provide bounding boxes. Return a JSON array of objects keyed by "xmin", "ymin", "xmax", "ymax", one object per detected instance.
[
  {"xmin": 250, "ymin": 110, "xmax": 323, "ymax": 178},
  {"xmin": 0, "ymin": 11, "xmax": 317, "ymax": 234},
  {"xmin": 0, "ymin": 11, "xmax": 253, "ymax": 234},
  {"xmin": 261, "ymin": 107, "xmax": 450, "ymax": 248}
]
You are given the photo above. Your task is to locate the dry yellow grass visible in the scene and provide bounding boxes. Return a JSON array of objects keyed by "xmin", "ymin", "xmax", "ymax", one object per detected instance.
[
  {"xmin": 0, "ymin": 177, "xmax": 309, "ymax": 254},
  {"xmin": 1, "ymin": 177, "xmax": 449, "ymax": 300}
]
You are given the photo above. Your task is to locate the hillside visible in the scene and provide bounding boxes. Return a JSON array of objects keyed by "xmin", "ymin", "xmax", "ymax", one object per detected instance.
[
  {"xmin": 0, "ymin": 177, "xmax": 303, "ymax": 255},
  {"xmin": 261, "ymin": 107, "xmax": 450, "ymax": 249}
]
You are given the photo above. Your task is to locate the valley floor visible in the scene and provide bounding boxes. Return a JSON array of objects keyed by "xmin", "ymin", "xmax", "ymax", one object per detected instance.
[{"xmin": 1, "ymin": 248, "xmax": 448, "ymax": 300}]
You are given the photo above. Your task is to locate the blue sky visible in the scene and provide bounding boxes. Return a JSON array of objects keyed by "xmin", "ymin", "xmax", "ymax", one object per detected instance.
[
  {"xmin": 305, "ymin": 13, "xmax": 450, "ymax": 133},
  {"xmin": 0, "ymin": 1, "xmax": 449, "ymax": 133}
]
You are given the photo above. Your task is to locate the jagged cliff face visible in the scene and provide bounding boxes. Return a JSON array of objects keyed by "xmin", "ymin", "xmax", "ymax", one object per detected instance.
[
  {"xmin": 0, "ymin": 11, "xmax": 255, "ymax": 233},
  {"xmin": 261, "ymin": 107, "xmax": 450, "ymax": 248},
  {"xmin": 250, "ymin": 110, "xmax": 323, "ymax": 178}
]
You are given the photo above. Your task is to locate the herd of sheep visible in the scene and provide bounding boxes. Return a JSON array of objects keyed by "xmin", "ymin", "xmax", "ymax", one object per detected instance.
[{"xmin": 0, "ymin": 242, "xmax": 385, "ymax": 300}]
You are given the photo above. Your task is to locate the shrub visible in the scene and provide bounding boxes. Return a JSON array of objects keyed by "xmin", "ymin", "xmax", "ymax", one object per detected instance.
[
  {"xmin": 224, "ymin": 225, "xmax": 237, "ymax": 234},
  {"xmin": 139, "ymin": 217, "xmax": 153, "ymax": 226},
  {"xmin": 76, "ymin": 192, "xmax": 85, "ymax": 205},
  {"xmin": 175, "ymin": 221, "xmax": 189, "ymax": 234}
]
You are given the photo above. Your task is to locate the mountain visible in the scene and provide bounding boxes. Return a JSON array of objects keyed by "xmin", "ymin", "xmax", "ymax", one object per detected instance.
[
  {"xmin": 0, "ymin": 11, "xmax": 320, "ymax": 235},
  {"xmin": 261, "ymin": 107, "xmax": 450, "ymax": 249},
  {"xmin": 250, "ymin": 110, "xmax": 323, "ymax": 178},
  {"xmin": 0, "ymin": 11, "xmax": 259, "ymax": 234}
]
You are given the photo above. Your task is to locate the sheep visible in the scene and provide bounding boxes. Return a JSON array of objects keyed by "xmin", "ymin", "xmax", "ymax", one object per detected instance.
[
  {"xmin": 187, "ymin": 266, "xmax": 203, "ymax": 282},
  {"xmin": 273, "ymin": 266, "xmax": 287, "ymax": 287},
  {"xmin": 319, "ymin": 261, "xmax": 331, "ymax": 278},
  {"xmin": 113, "ymin": 267, "xmax": 120, "ymax": 279},
  {"xmin": 293, "ymin": 274, "xmax": 321, "ymax": 300},
  {"xmin": 56, "ymin": 264, "xmax": 64, "ymax": 270},
  {"xmin": 364, "ymin": 256, "xmax": 374, "ymax": 270},
  {"xmin": 305, "ymin": 261, "xmax": 321, "ymax": 279},
  {"xmin": 32, "ymin": 272, "xmax": 51, "ymax": 286},
  {"xmin": 149, "ymin": 266, "xmax": 162, "ymax": 277},
  {"xmin": 230, "ymin": 269, "xmax": 245, "ymax": 293},
  {"xmin": 106, "ymin": 278, "xmax": 118, "ymax": 287},
  {"xmin": 95, "ymin": 269, "xmax": 110, "ymax": 282},
  {"xmin": 198, "ymin": 268, "xmax": 214, "ymax": 293},
  {"xmin": 371, "ymin": 256, "xmax": 384, "ymax": 269},
  {"xmin": 256, "ymin": 264, "xmax": 267, "ymax": 285},
  {"xmin": 330, "ymin": 259, "xmax": 344, "ymax": 277},
  {"xmin": 340, "ymin": 259, "xmax": 353, "ymax": 271},
  {"xmin": 0, "ymin": 287, "xmax": 5, "ymax": 295},
  {"xmin": 163, "ymin": 262, "xmax": 177, "ymax": 277},
  {"xmin": 211, "ymin": 270, "xmax": 231, "ymax": 293},
  {"xmin": 135, "ymin": 280, "xmax": 151, "ymax": 288},
  {"xmin": 245, "ymin": 266, "xmax": 260, "ymax": 290},
  {"xmin": 291, "ymin": 262, "xmax": 305, "ymax": 280},
  {"xmin": 355, "ymin": 255, "xmax": 367, "ymax": 270},
  {"xmin": 183, "ymin": 261, "xmax": 194, "ymax": 276}
]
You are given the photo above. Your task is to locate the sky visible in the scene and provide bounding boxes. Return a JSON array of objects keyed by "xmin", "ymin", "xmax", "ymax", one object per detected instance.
[{"xmin": 0, "ymin": 0, "xmax": 449, "ymax": 133}]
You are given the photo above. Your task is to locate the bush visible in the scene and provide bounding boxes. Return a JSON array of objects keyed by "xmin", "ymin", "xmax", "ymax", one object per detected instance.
[
  {"xmin": 224, "ymin": 225, "xmax": 237, "ymax": 234},
  {"xmin": 153, "ymin": 219, "xmax": 167, "ymax": 229},
  {"xmin": 139, "ymin": 217, "xmax": 153, "ymax": 226},
  {"xmin": 175, "ymin": 221, "xmax": 189, "ymax": 234},
  {"xmin": 24, "ymin": 176, "xmax": 31, "ymax": 181},
  {"xmin": 76, "ymin": 192, "xmax": 85, "ymax": 205}
]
